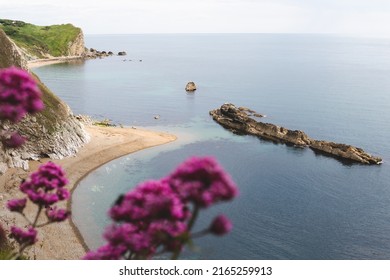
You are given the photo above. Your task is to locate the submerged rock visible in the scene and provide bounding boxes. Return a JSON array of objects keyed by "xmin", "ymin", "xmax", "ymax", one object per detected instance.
[
  {"xmin": 210, "ymin": 103, "xmax": 382, "ymax": 165},
  {"xmin": 185, "ymin": 81, "xmax": 197, "ymax": 91}
]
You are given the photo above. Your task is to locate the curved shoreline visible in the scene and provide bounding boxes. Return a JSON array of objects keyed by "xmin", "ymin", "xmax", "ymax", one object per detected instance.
[
  {"xmin": 0, "ymin": 125, "xmax": 177, "ymax": 259},
  {"xmin": 66, "ymin": 126, "xmax": 177, "ymax": 257},
  {"xmin": 64, "ymin": 125, "xmax": 176, "ymax": 259}
]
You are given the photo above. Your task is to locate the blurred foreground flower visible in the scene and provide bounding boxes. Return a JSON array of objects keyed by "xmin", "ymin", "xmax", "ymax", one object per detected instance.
[
  {"xmin": 1, "ymin": 67, "xmax": 68, "ymax": 260},
  {"xmin": 0, "ymin": 67, "xmax": 43, "ymax": 123},
  {"xmin": 6, "ymin": 162, "xmax": 70, "ymax": 259},
  {"xmin": 1, "ymin": 132, "xmax": 26, "ymax": 148},
  {"xmin": 209, "ymin": 215, "xmax": 233, "ymax": 236},
  {"xmin": 10, "ymin": 226, "xmax": 37, "ymax": 247},
  {"xmin": 0, "ymin": 67, "xmax": 44, "ymax": 149},
  {"xmin": 85, "ymin": 156, "xmax": 238, "ymax": 260},
  {"xmin": 19, "ymin": 161, "xmax": 69, "ymax": 207}
]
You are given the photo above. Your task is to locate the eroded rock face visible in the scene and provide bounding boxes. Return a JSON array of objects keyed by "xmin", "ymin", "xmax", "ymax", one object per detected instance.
[
  {"xmin": 67, "ymin": 30, "xmax": 86, "ymax": 56},
  {"xmin": 0, "ymin": 29, "xmax": 28, "ymax": 70},
  {"xmin": 0, "ymin": 30, "xmax": 90, "ymax": 174},
  {"xmin": 185, "ymin": 81, "xmax": 197, "ymax": 91},
  {"xmin": 210, "ymin": 103, "xmax": 382, "ymax": 165}
]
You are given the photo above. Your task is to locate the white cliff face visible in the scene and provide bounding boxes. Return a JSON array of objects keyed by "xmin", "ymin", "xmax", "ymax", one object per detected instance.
[
  {"xmin": 0, "ymin": 29, "xmax": 28, "ymax": 69},
  {"xmin": 67, "ymin": 30, "xmax": 86, "ymax": 56},
  {"xmin": 0, "ymin": 29, "xmax": 90, "ymax": 174}
]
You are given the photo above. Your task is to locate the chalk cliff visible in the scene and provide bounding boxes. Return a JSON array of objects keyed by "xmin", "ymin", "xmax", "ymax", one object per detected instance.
[{"xmin": 0, "ymin": 28, "xmax": 89, "ymax": 174}]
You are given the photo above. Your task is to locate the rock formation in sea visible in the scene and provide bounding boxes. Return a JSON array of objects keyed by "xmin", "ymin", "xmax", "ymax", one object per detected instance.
[
  {"xmin": 185, "ymin": 81, "xmax": 197, "ymax": 91},
  {"xmin": 85, "ymin": 48, "xmax": 114, "ymax": 59},
  {"xmin": 210, "ymin": 103, "xmax": 382, "ymax": 165},
  {"xmin": 0, "ymin": 28, "xmax": 90, "ymax": 174}
]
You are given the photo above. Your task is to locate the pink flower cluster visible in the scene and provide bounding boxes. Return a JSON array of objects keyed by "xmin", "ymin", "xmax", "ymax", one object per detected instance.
[
  {"xmin": 85, "ymin": 156, "xmax": 238, "ymax": 260},
  {"xmin": 7, "ymin": 162, "xmax": 70, "ymax": 251},
  {"xmin": 19, "ymin": 161, "xmax": 69, "ymax": 207},
  {"xmin": 168, "ymin": 157, "xmax": 239, "ymax": 207},
  {"xmin": 10, "ymin": 226, "xmax": 37, "ymax": 247},
  {"xmin": 1, "ymin": 132, "xmax": 26, "ymax": 148},
  {"xmin": 0, "ymin": 67, "xmax": 44, "ymax": 123},
  {"xmin": 6, "ymin": 198, "xmax": 27, "ymax": 213},
  {"xmin": 0, "ymin": 67, "xmax": 44, "ymax": 149}
]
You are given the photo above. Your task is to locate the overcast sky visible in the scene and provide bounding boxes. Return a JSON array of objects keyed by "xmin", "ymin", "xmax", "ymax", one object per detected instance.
[{"xmin": 1, "ymin": 0, "xmax": 390, "ymax": 36}]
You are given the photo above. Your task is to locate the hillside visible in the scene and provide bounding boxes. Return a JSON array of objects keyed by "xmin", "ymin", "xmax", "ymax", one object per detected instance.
[
  {"xmin": 0, "ymin": 28, "xmax": 89, "ymax": 174},
  {"xmin": 0, "ymin": 19, "xmax": 85, "ymax": 59}
]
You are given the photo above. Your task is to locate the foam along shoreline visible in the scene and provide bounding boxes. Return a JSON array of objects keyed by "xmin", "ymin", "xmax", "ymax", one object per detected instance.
[
  {"xmin": 27, "ymin": 56, "xmax": 84, "ymax": 68},
  {"xmin": 0, "ymin": 125, "xmax": 176, "ymax": 259}
]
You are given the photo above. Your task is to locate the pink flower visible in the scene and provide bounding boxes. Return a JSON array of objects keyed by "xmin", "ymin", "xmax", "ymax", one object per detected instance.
[
  {"xmin": 46, "ymin": 207, "xmax": 70, "ymax": 222},
  {"xmin": 19, "ymin": 162, "xmax": 69, "ymax": 206},
  {"xmin": 110, "ymin": 180, "xmax": 186, "ymax": 223},
  {"xmin": 0, "ymin": 67, "xmax": 44, "ymax": 122},
  {"xmin": 209, "ymin": 215, "xmax": 232, "ymax": 236},
  {"xmin": 6, "ymin": 198, "xmax": 27, "ymax": 213},
  {"xmin": 83, "ymin": 244, "xmax": 127, "ymax": 260},
  {"xmin": 104, "ymin": 223, "xmax": 153, "ymax": 254},
  {"xmin": 167, "ymin": 156, "xmax": 239, "ymax": 207},
  {"xmin": 85, "ymin": 157, "xmax": 238, "ymax": 260},
  {"xmin": 148, "ymin": 220, "xmax": 187, "ymax": 239},
  {"xmin": 10, "ymin": 226, "xmax": 38, "ymax": 246},
  {"xmin": 2, "ymin": 132, "xmax": 26, "ymax": 148}
]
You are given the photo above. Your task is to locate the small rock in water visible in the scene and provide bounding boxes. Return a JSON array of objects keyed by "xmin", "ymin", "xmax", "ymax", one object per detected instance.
[{"xmin": 185, "ymin": 81, "xmax": 197, "ymax": 92}]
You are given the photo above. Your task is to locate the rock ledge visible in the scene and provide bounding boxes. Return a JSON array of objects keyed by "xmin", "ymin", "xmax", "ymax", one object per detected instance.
[{"xmin": 210, "ymin": 103, "xmax": 382, "ymax": 165}]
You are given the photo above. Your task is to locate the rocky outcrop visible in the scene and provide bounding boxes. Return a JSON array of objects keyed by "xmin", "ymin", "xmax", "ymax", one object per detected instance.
[
  {"xmin": 210, "ymin": 103, "xmax": 382, "ymax": 165},
  {"xmin": 67, "ymin": 30, "xmax": 86, "ymax": 56},
  {"xmin": 0, "ymin": 29, "xmax": 28, "ymax": 70},
  {"xmin": 0, "ymin": 29, "xmax": 90, "ymax": 174},
  {"xmin": 85, "ymin": 48, "xmax": 114, "ymax": 59},
  {"xmin": 118, "ymin": 51, "xmax": 127, "ymax": 56},
  {"xmin": 185, "ymin": 81, "xmax": 197, "ymax": 91}
]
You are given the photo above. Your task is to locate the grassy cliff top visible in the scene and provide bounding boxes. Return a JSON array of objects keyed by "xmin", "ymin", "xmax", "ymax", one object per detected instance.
[{"xmin": 0, "ymin": 19, "xmax": 82, "ymax": 58}]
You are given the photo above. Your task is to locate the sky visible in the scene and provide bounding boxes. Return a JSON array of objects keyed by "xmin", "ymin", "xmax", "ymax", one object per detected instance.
[{"xmin": 1, "ymin": 0, "xmax": 390, "ymax": 37}]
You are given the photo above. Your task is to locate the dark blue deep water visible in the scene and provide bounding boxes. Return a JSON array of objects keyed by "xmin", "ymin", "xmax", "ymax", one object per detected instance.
[{"xmin": 34, "ymin": 34, "xmax": 390, "ymax": 259}]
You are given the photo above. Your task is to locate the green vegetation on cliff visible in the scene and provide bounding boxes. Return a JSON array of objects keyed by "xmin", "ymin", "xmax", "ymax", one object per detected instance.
[
  {"xmin": 0, "ymin": 28, "xmax": 69, "ymax": 134},
  {"xmin": 0, "ymin": 19, "xmax": 82, "ymax": 58}
]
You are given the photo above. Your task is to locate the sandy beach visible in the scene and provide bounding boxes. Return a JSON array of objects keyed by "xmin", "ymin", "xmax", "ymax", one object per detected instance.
[
  {"xmin": 0, "ymin": 125, "xmax": 176, "ymax": 259},
  {"xmin": 28, "ymin": 56, "xmax": 84, "ymax": 68}
]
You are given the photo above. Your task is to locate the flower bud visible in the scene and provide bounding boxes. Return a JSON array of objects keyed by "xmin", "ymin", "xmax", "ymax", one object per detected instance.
[{"xmin": 209, "ymin": 215, "xmax": 232, "ymax": 236}]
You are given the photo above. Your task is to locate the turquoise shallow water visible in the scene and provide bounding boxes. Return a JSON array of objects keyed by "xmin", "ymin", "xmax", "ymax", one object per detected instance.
[{"xmin": 34, "ymin": 34, "xmax": 390, "ymax": 259}]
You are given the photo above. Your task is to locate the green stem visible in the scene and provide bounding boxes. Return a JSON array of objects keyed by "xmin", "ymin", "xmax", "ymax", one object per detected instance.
[
  {"xmin": 13, "ymin": 243, "xmax": 30, "ymax": 260},
  {"xmin": 191, "ymin": 229, "xmax": 209, "ymax": 239},
  {"xmin": 20, "ymin": 213, "xmax": 33, "ymax": 225},
  {"xmin": 13, "ymin": 206, "xmax": 43, "ymax": 259},
  {"xmin": 32, "ymin": 206, "xmax": 42, "ymax": 227},
  {"xmin": 171, "ymin": 204, "xmax": 200, "ymax": 260},
  {"xmin": 36, "ymin": 222, "xmax": 51, "ymax": 228},
  {"xmin": 187, "ymin": 205, "xmax": 199, "ymax": 232}
]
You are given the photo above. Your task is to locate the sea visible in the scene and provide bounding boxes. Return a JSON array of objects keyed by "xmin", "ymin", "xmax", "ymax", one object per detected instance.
[{"xmin": 33, "ymin": 34, "xmax": 390, "ymax": 259}]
